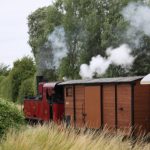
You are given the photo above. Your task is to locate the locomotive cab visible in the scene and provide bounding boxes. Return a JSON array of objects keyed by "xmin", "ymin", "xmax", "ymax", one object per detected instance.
[
  {"xmin": 44, "ymin": 83, "xmax": 64, "ymax": 122},
  {"xmin": 46, "ymin": 85, "xmax": 64, "ymax": 104},
  {"xmin": 23, "ymin": 82, "xmax": 64, "ymax": 123}
]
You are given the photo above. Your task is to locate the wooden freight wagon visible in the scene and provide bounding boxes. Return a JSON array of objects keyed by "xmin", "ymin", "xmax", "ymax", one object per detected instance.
[{"xmin": 59, "ymin": 76, "xmax": 150, "ymax": 135}]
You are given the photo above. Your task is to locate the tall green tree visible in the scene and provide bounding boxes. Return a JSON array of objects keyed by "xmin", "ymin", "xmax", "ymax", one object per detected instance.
[
  {"xmin": 28, "ymin": 5, "xmax": 63, "ymax": 79},
  {"xmin": 28, "ymin": 7, "xmax": 48, "ymax": 57},
  {"xmin": 28, "ymin": 5, "xmax": 63, "ymax": 58},
  {"xmin": 0, "ymin": 57, "xmax": 36, "ymax": 102},
  {"xmin": 10, "ymin": 56, "xmax": 36, "ymax": 101},
  {"xmin": 56, "ymin": 0, "xmax": 105, "ymax": 78}
]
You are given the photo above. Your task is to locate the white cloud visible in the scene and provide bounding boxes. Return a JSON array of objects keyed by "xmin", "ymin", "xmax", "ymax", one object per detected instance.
[{"xmin": 0, "ymin": 0, "xmax": 53, "ymax": 67}]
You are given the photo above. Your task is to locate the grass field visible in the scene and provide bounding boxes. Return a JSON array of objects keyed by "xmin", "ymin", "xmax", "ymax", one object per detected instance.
[{"xmin": 0, "ymin": 123, "xmax": 150, "ymax": 150}]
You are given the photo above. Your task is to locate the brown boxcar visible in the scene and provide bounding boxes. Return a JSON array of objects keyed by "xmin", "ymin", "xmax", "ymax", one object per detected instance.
[{"xmin": 60, "ymin": 76, "xmax": 150, "ymax": 135}]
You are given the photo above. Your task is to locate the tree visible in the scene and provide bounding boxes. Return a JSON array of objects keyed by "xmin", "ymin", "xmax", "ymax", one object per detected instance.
[
  {"xmin": 9, "ymin": 56, "xmax": 36, "ymax": 102},
  {"xmin": 130, "ymin": 53, "xmax": 150, "ymax": 75},
  {"xmin": 57, "ymin": 0, "xmax": 104, "ymax": 79},
  {"xmin": 28, "ymin": 5, "xmax": 63, "ymax": 80},
  {"xmin": 104, "ymin": 65, "xmax": 128, "ymax": 77},
  {"xmin": 28, "ymin": 6, "xmax": 63, "ymax": 56},
  {"xmin": 18, "ymin": 78, "xmax": 34, "ymax": 104},
  {"xmin": 58, "ymin": 57, "xmax": 80, "ymax": 80},
  {"xmin": 28, "ymin": 7, "xmax": 48, "ymax": 57}
]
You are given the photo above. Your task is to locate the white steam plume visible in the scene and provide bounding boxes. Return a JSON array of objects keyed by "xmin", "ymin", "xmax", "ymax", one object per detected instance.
[
  {"xmin": 106, "ymin": 44, "xmax": 134, "ymax": 66},
  {"xmin": 36, "ymin": 45, "xmax": 53, "ymax": 75},
  {"xmin": 36, "ymin": 26, "xmax": 68, "ymax": 75},
  {"xmin": 79, "ymin": 44, "xmax": 134, "ymax": 79},
  {"xmin": 121, "ymin": 2, "xmax": 150, "ymax": 47},
  {"xmin": 48, "ymin": 26, "xmax": 68, "ymax": 68}
]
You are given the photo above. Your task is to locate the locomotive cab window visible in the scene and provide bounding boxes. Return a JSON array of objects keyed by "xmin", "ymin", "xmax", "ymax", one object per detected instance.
[
  {"xmin": 66, "ymin": 87, "xmax": 73, "ymax": 97},
  {"xmin": 54, "ymin": 86, "xmax": 64, "ymax": 103},
  {"xmin": 46, "ymin": 88, "xmax": 52, "ymax": 103},
  {"xmin": 47, "ymin": 86, "xmax": 64, "ymax": 104}
]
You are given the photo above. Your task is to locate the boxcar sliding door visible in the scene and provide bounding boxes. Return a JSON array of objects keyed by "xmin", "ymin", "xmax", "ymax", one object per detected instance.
[
  {"xmin": 84, "ymin": 86, "xmax": 101, "ymax": 128},
  {"xmin": 103, "ymin": 84, "xmax": 115, "ymax": 129},
  {"xmin": 117, "ymin": 84, "xmax": 131, "ymax": 134}
]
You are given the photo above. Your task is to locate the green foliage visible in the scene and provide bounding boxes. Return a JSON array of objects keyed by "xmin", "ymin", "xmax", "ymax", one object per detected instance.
[
  {"xmin": 9, "ymin": 56, "xmax": 36, "ymax": 102},
  {"xmin": 131, "ymin": 53, "xmax": 150, "ymax": 75},
  {"xmin": 104, "ymin": 65, "xmax": 128, "ymax": 77},
  {"xmin": 0, "ymin": 57, "xmax": 36, "ymax": 102},
  {"xmin": 18, "ymin": 78, "xmax": 34, "ymax": 104},
  {"xmin": 0, "ymin": 76, "xmax": 5, "ymax": 83},
  {"xmin": 58, "ymin": 57, "xmax": 80, "ymax": 79},
  {"xmin": 42, "ymin": 69, "xmax": 58, "ymax": 81},
  {"xmin": 0, "ymin": 63, "xmax": 10, "ymax": 76},
  {"xmin": 28, "ymin": 7, "xmax": 48, "ymax": 56},
  {"xmin": 0, "ymin": 98, "xmax": 24, "ymax": 137},
  {"xmin": 28, "ymin": 5, "xmax": 62, "ymax": 80},
  {"xmin": 28, "ymin": 6, "xmax": 62, "ymax": 57},
  {"xmin": 0, "ymin": 76, "xmax": 12, "ymax": 100}
]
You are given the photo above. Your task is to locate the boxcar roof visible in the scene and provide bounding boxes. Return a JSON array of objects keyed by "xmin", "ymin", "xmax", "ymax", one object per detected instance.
[{"xmin": 59, "ymin": 76, "xmax": 144, "ymax": 85}]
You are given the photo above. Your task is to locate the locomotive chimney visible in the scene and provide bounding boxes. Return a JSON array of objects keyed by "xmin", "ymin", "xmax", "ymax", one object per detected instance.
[{"xmin": 36, "ymin": 76, "xmax": 44, "ymax": 94}]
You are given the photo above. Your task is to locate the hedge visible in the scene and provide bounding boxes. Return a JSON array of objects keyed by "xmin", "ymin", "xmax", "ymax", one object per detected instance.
[{"xmin": 0, "ymin": 98, "xmax": 24, "ymax": 137}]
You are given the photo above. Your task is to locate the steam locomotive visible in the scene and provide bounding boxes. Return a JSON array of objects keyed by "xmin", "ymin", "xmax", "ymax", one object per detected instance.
[{"xmin": 23, "ymin": 76, "xmax": 64, "ymax": 123}]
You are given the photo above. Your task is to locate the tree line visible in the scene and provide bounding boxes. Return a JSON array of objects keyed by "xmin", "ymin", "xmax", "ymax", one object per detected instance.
[{"xmin": 28, "ymin": 0, "xmax": 150, "ymax": 80}]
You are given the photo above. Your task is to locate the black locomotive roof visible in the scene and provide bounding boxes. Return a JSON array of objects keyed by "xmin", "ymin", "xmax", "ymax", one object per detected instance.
[{"xmin": 59, "ymin": 76, "xmax": 144, "ymax": 85}]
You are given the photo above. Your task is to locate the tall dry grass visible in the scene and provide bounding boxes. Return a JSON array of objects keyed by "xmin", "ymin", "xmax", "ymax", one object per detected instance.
[{"xmin": 0, "ymin": 123, "xmax": 150, "ymax": 150}]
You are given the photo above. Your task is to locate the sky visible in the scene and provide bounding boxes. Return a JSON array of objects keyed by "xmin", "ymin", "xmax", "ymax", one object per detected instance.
[{"xmin": 0, "ymin": 0, "xmax": 53, "ymax": 67}]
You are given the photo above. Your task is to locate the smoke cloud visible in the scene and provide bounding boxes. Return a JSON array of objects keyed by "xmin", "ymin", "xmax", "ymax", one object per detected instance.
[
  {"xmin": 79, "ymin": 44, "xmax": 134, "ymax": 79},
  {"xmin": 121, "ymin": 2, "xmax": 150, "ymax": 47},
  {"xmin": 36, "ymin": 46, "xmax": 53, "ymax": 76},
  {"xmin": 36, "ymin": 26, "xmax": 68, "ymax": 75},
  {"xmin": 48, "ymin": 26, "xmax": 68, "ymax": 68}
]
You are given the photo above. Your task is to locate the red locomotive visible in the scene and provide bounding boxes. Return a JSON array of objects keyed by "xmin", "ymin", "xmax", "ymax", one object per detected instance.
[{"xmin": 23, "ymin": 76, "xmax": 64, "ymax": 123}]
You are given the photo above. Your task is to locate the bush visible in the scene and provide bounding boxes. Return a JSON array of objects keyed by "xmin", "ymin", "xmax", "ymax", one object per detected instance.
[
  {"xmin": 0, "ymin": 98, "xmax": 24, "ymax": 137},
  {"xmin": 18, "ymin": 78, "xmax": 35, "ymax": 104}
]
